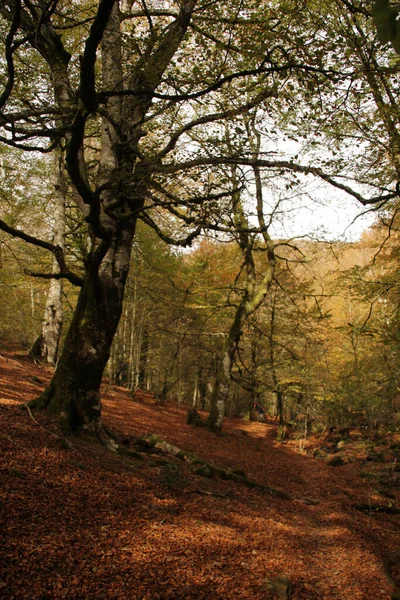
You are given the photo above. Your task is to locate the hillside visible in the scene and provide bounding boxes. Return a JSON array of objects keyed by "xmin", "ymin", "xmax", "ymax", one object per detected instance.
[{"xmin": 0, "ymin": 346, "xmax": 399, "ymax": 600}]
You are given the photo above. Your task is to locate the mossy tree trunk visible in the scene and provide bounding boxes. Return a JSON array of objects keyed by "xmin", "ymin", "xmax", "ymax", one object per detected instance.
[
  {"xmin": 207, "ymin": 307, "xmax": 246, "ymax": 431},
  {"xmin": 31, "ymin": 227, "xmax": 134, "ymax": 438}
]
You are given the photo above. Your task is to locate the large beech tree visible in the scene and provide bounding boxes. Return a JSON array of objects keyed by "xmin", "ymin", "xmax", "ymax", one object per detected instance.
[{"xmin": 0, "ymin": 0, "xmax": 206, "ymax": 444}]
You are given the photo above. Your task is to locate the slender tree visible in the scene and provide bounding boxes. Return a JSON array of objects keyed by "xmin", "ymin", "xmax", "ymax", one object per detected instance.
[
  {"xmin": 30, "ymin": 153, "xmax": 66, "ymax": 364},
  {"xmin": 207, "ymin": 114, "xmax": 277, "ymax": 431}
]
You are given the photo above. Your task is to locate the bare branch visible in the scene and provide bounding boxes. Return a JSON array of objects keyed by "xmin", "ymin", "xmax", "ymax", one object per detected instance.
[
  {"xmin": 155, "ymin": 88, "xmax": 276, "ymax": 160},
  {"xmin": 155, "ymin": 156, "xmax": 398, "ymax": 206},
  {"xmin": 0, "ymin": 218, "xmax": 82, "ymax": 286},
  {"xmin": 139, "ymin": 212, "xmax": 201, "ymax": 246},
  {"xmin": 0, "ymin": 0, "xmax": 21, "ymax": 110}
]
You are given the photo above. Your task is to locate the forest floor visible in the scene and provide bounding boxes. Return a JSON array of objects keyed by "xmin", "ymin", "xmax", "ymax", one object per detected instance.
[{"xmin": 1, "ymin": 344, "xmax": 400, "ymax": 599}]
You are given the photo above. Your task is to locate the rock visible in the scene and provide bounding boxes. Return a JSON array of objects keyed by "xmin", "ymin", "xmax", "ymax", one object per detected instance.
[
  {"xmin": 327, "ymin": 455, "xmax": 346, "ymax": 467},
  {"xmin": 264, "ymin": 574, "xmax": 292, "ymax": 599}
]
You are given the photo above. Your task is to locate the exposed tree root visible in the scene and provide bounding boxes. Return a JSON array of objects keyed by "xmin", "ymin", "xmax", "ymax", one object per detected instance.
[
  {"xmin": 142, "ymin": 434, "xmax": 295, "ymax": 501},
  {"xmin": 353, "ymin": 503, "xmax": 400, "ymax": 514},
  {"xmin": 94, "ymin": 422, "xmax": 119, "ymax": 452},
  {"xmin": 187, "ymin": 489, "xmax": 234, "ymax": 499},
  {"xmin": 22, "ymin": 398, "xmax": 120, "ymax": 453}
]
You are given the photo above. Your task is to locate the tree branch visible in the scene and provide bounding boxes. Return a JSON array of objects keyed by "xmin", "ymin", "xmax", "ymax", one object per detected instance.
[
  {"xmin": 0, "ymin": 218, "xmax": 82, "ymax": 286},
  {"xmin": 139, "ymin": 212, "xmax": 201, "ymax": 246},
  {"xmin": 155, "ymin": 88, "xmax": 276, "ymax": 160},
  {"xmin": 80, "ymin": 0, "xmax": 116, "ymax": 113},
  {"xmin": 0, "ymin": 0, "xmax": 21, "ymax": 110},
  {"xmin": 155, "ymin": 156, "xmax": 398, "ymax": 206}
]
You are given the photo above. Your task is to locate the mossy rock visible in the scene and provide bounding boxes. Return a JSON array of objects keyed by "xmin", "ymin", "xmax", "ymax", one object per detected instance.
[
  {"xmin": 194, "ymin": 465, "xmax": 213, "ymax": 478},
  {"xmin": 134, "ymin": 438, "xmax": 155, "ymax": 453},
  {"xmin": 146, "ymin": 434, "xmax": 161, "ymax": 446},
  {"xmin": 212, "ymin": 466, "xmax": 230, "ymax": 480},
  {"xmin": 263, "ymin": 574, "xmax": 292, "ymax": 599},
  {"xmin": 177, "ymin": 450, "xmax": 188, "ymax": 461},
  {"xmin": 327, "ymin": 455, "xmax": 346, "ymax": 467},
  {"xmin": 118, "ymin": 445, "xmax": 145, "ymax": 459}
]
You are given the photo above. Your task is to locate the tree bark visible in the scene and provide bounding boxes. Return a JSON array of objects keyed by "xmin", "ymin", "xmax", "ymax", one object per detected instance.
[
  {"xmin": 207, "ymin": 309, "xmax": 245, "ymax": 431},
  {"xmin": 30, "ymin": 155, "xmax": 66, "ymax": 365},
  {"xmin": 31, "ymin": 231, "xmax": 134, "ymax": 438}
]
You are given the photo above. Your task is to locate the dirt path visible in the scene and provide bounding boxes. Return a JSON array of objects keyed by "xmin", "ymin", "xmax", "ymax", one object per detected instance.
[{"xmin": 0, "ymin": 347, "xmax": 399, "ymax": 599}]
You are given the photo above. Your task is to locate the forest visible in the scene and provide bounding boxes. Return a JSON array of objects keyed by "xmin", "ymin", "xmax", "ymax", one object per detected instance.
[{"xmin": 2, "ymin": 0, "xmax": 400, "ymax": 598}]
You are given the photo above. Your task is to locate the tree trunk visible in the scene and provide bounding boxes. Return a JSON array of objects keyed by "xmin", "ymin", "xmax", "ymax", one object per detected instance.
[
  {"xmin": 276, "ymin": 389, "xmax": 284, "ymax": 426},
  {"xmin": 207, "ymin": 311, "xmax": 243, "ymax": 431},
  {"xmin": 138, "ymin": 325, "xmax": 149, "ymax": 388},
  {"xmin": 206, "ymin": 125, "xmax": 276, "ymax": 432},
  {"xmin": 198, "ymin": 376, "xmax": 207, "ymax": 411},
  {"xmin": 39, "ymin": 277, "xmax": 64, "ymax": 365},
  {"xmin": 31, "ymin": 231, "xmax": 133, "ymax": 440},
  {"xmin": 30, "ymin": 152, "xmax": 66, "ymax": 364},
  {"xmin": 6, "ymin": 0, "xmax": 198, "ymax": 445}
]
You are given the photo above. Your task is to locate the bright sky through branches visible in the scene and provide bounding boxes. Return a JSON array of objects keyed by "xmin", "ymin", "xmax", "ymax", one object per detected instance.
[{"xmin": 270, "ymin": 191, "xmax": 376, "ymax": 242}]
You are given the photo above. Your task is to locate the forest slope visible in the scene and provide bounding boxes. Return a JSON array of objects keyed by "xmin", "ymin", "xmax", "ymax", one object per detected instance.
[{"xmin": 0, "ymin": 345, "xmax": 399, "ymax": 600}]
